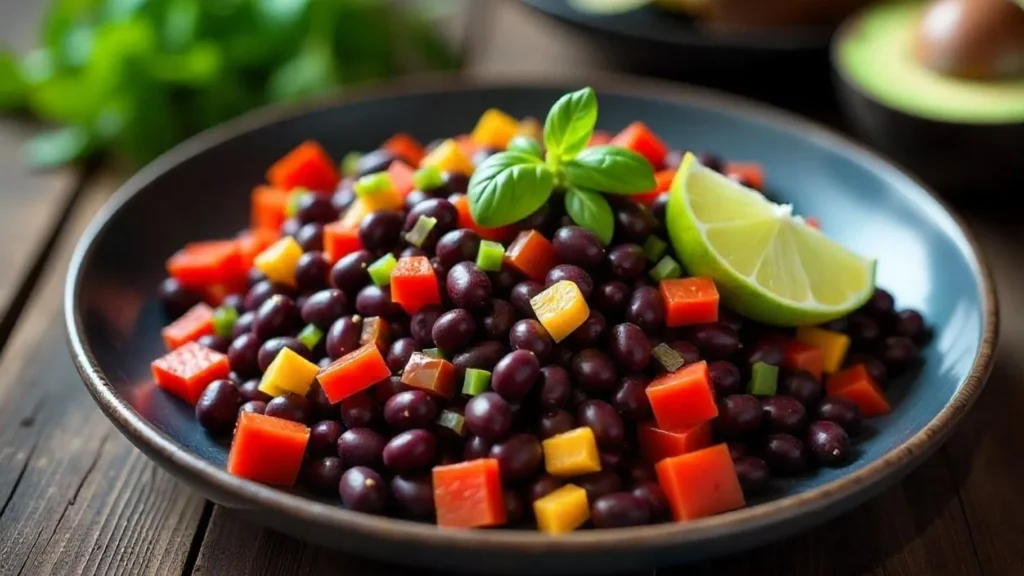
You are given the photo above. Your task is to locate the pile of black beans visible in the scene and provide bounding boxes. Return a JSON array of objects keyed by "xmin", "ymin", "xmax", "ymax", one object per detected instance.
[{"xmin": 158, "ymin": 146, "xmax": 928, "ymax": 529}]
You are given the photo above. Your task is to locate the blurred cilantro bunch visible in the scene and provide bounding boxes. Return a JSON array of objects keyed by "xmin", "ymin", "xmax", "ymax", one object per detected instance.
[{"xmin": 0, "ymin": 0, "xmax": 461, "ymax": 169}]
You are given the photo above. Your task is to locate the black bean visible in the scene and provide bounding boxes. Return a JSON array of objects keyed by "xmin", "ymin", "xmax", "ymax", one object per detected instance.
[
  {"xmin": 626, "ymin": 286, "xmax": 665, "ymax": 333},
  {"xmin": 452, "ymin": 341, "xmax": 508, "ymax": 380},
  {"xmin": 567, "ymin": 310, "xmax": 607, "ymax": 348},
  {"xmin": 356, "ymin": 284, "xmax": 405, "ymax": 321},
  {"xmin": 733, "ymin": 456, "xmax": 771, "ymax": 496},
  {"xmin": 538, "ymin": 365, "xmax": 572, "ymax": 410},
  {"xmin": 238, "ymin": 379, "xmax": 271, "ymax": 404},
  {"xmin": 815, "ymin": 397, "xmax": 863, "ymax": 437},
  {"xmin": 447, "ymin": 262, "xmax": 492, "ymax": 310},
  {"xmin": 537, "ymin": 409, "xmax": 576, "ymax": 440},
  {"xmin": 337, "ymin": 428, "xmax": 386, "ymax": 469},
  {"xmin": 232, "ymin": 311, "xmax": 256, "ymax": 339},
  {"xmin": 465, "ymin": 392, "xmax": 512, "ymax": 441},
  {"xmin": 330, "ymin": 250, "xmax": 374, "ymax": 295},
  {"xmin": 492, "ymin": 350, "xmax": 540, "ymax": 400},
  {"xmin": 762, "ymin": 395, "xmax": 808, "ymax": 434},
  {"xmin": 265, "ymin": 393, "xmax": 311, "ymax": 424},
  {"xmin": 339, "ymin": 466, "xmax": 387, "ymax": 513},
  {"xmin": 432, "ymin": 308, "xmax": 477, "ymax": 353},
  {"xmin": 577, "ymin": 399, "xmax": 625, "ymax": 447},
  {"xmin": 489, "ymin": 433, "xmax": 543, "ymax": 481},
  {"xmin": 383, "ymin": 429, "xmax": 437, "ymax": 472},
  {"xmin": 195, "ymin": 380, "xmax": 242, "ymax": 434},
  {"xmin": 528, "ymin": 475, "xmax": 564, "ymax": 502},
  {"xmin": 295, "ymin": 222, "xmax": 324, "ymax": 252},
  {"xmin": 807, "ymin": 421, "xmax": 851, "ymax": 466},
  {"xmin": 308, "ymin": 420, "xmax": 344, "ymax": 457},
  {"xmin": 576, "ymin": 470, "xmax": 622, "ymax": 502},
  {"xmin": 591, "ymin": 493, "xmax": 651, "ymax": 528},
  {"xmin": 613, "ymin": 202, "xmax": 655, "ymax": 243},
  {"xmin": 158, "ymin": 277, "xmax": 201, "ymax": 318},
  {"xmin": 510, "ymin": 319, "xmax": 553, "ymax": 362},
  {"xmin": 463, "ymin": 435, "xmax": 493, "ymax": 461},
  {"xmin": 631, "ymin": 481, "xmax": 670, "ymax": 521},
  {"xmin": 253, "ymin": 295, "xmax": 299, "ymax": 341},
  {"xmin": 391, "ymin": 474, "xmax": 435, "ymax": 518},
  {"xmin": 715, "ymin": 394, "xmax": 763, "ymax": 439},
  {"xmin": 479, "ymin": 299, "xmax": 515, "ymax": 341},
  {"xmin": 340, "ymin": 391, "xmax": 380, "ymax": 429},
  {"xmin": 708, "ymin": 361, "xmax": 743, "ymax": 397},
  {"xmin": 609, "ymin": 323, "xmax": 651, "ymax": 372},
  {"xmin": 409, "ymin": 306, "xmax": 443, "ymax": 347},
  {"xmin": 691, "ymin": 323, "xmax": 740, "ymax": 360},
  {"xmin": 383, "ymin": 390, "xmax": 438, "ymax": 430},
  {"xmin": 227, "ymin": 333, "xmax": 261, "ymax": 377},
  {"xmin": 779, "ymin": 370, "xmax": 823, "ymax": 408},
  {"xmin": 545, "ymin": 264, "xmax": 593, "ymax": 300},
  {"xmin": 302, "ymin": 456, "xmax": 344, "ymax": 494},
  {"xmin": 607, "ymin": 244, "xmax": 646, "ymax": 280},
  {"xmin": 386, "ymin": 337, "xmax": 420, "ymax": 374},
  {"xmin": 611, "ymin": 374, "xmax": 652, "ymax": 422},
  {"xmin": 326, "ymin": 316, "xmax": 362, "ymax": 360},
  {"xmin": 257, "ymin": 336, "xmax": 310, "ymax": 372},
  {"xmin": 592, "ymin": 281, "xmax": 630, "ymax": 318},
  {"xmin": 552, "ymin": 226, "xmax": 606, "ymax": 268},
  {"xmin": 571, "ymin": 349, "xmax": 618, "ymax": 393},
  {"xmin": 301, "ymin": 288, "xmax": 348, "ymax": 329},
  {"xmin": 510, "ymin": 280, "xmax": 544, "ymax": 318},
  {"xmin": 894, "ymin": 309, "xmax": 927, "ymax": 344},
  {"xmin": 761, "ymin": 433, "xmax": 807, "ymax": 476}
]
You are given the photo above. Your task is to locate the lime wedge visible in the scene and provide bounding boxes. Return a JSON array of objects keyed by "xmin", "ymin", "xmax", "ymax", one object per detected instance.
[
  {"xmin": 567, "ymin": 0, "xmax": 651, "ymax": 15},
  {"xmin": 666, "ymin": 153, "xmax": 875, "ymax": 326}
]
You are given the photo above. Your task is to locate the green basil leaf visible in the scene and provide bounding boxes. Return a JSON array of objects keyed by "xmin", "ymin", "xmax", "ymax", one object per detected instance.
[
  {"xmin": 506, "ymin": 135, "xmax": 543, "ymax": 159},
  {"xmin": 564, "ymin": 187, "xmax": 614, "ymax": 245},
  {"xmin": 543, "ymin": 86, "xmax": 597, "ymax": 162},
  {"xmin": 0, "ymin": 52, "xmax": 27, "ymax": 110},
  {"xmin": 468, "ymin": 151, "xmax": 555, "ymax": 228},
  {"xmin": 563, "ymin": 145, "xmax": 656, "ymax": 194}
]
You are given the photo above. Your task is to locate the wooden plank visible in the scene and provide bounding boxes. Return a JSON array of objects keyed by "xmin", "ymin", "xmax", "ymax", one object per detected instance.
[{"xmin": 0, "ymin": 174, "xmax": 207, "ymax": 576}]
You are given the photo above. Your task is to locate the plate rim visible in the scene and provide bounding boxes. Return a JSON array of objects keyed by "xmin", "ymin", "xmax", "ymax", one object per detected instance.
[{"xmin": 64, "ymin": 71, "xmax": 999, "ymax": 556}]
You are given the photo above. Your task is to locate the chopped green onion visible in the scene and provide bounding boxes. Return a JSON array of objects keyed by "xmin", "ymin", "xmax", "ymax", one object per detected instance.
[
  {"xmin": 405, "ymin": 215, "xmax": 437, "ymax": 248},
  {"xmin": 748, "ymin": 362, "xmax": 779, "ymax": 396},
  {"xmin": 436, "ymin": 410, "xmax": 467, "ymax": 437},
  {"xmin": 341, "ymin": 151, "xmax": 362, "ymax": 177},
  {"xmin": 285, "ymin": 188, "xmax": 308, "ymax": 218},
  {"xmin": 211, "ymin": 306, "xmax": 238, "ymax": 339},
  {"xmin": 413, "ymin": 165, "xmax": 444, "ymax": 191},
  {"xmin": 651, "ymin": 342, "xmax": 685, "ymax": 372},
  {"xmin": 649, "ymin": 255, "xmax": 683, "ymax": 281},
  {"xmin": 367, "ymin": 253, "xmax": 398, "ymax": 286},
  {"xmin": 297, "ymin": 324, "xmax": 324, "ymax": 351},
  {"xmin": 354, "ymin": 172, "xmax": 394, "ymax": 198},
  {"xmin": 476, "ymin": 240, "xmax": 505, "ymax": 272},
  {"xmin": 422, "ymin": 348, "xmax": 444, "ymax": 359},
  {"xmin": 643, "ymin": 236, "xmax": 668, "ymax": 262},
  {"xmin": 462, "ymin": 368, "xmax": 492, "ymax": 396}
]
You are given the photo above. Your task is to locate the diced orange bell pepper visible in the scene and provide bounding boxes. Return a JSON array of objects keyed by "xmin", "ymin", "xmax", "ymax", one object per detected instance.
[
  {"xmin": 151, "ymin": 341, "xmax": 231, "ymax": 404},
  {"xmin": 251, "ymin": 185, "xmax": 289, "ymax": 232},
  {"xmin": 635, "ymin": 169, "xmax": 676, "ymax": 205},
  {"xmin": 646, "ymin": 361, "xmax": 718, "ymax": 432},
  {"xmin": 826, "ymin": 364, "xmax": 891, "ymax": 418},
  {"xmin": 317, "ymin": 342, "xmax": 392, "ymax": 404},
  {"xmin": 433, "ymin": 458, "xmax": 507, "ymax": 528},
  {"xmin": 470, "ymin": 108, "xmax": 520, "ymax": 149},
  {"xmin": 661, "ymin": 277, "xmax": 719, "ymax": 327},
  {"xmin": 783, "ymin": 340, "xmax": 824, "ymax": 380},
  {"xmin": 534, "ymin": 484, "xmax": 589, "ymax": 534},
  {"xmin": 266, "ymin": 140, "xmax": 339, "ymax": 194},
  {"xmin": 542, "ymin": 427, "xmax": 602, "ymax": 477},
  {"xmin": 400, "ymin": 352, "xmax": 457, "ymax": 399},
  {"xmin": 796, "ymin": 326, "xmax": 850, "ymax": 373},
  {"xmin": 161, "ymin": 302, "xmax": 215, "ymax": 350},
  {"xmin": 531, "ymin": 280, "xmax": 590, "ymax": 343},
  {"xmin": 656, "ymin": 444, "xmax": 745, "ymax": 521},
  {"xmin": 390, "ymin": 256, "xmax": 441, "ymax": 314},
  {"xmin": 455, "ymin": 135, "xmax": 479, "ymax": 163},
  {"xmin": 166, "ymin": 240, "xmax": 246, "ymax": 289},
  {"xmin": 638, "ymin": 421, "xmax": 712, "ymax": 463},
  {"xmin": 382, "ymin": 133, "xmax": 426, "ymax": 167},
  {"xmin": 421, "ymin": 139, "xmax": 474, "ymax": 175},
  {"xmin": 227, "ymin": 411, "xmax": 310, "ymax": 487},
  {"xmin": 323, "ymin": 218, "xmax": 363, "ymax": 265},
  {"xmin": 505, "ymin": 230, "xmax": 556, "ymax": 282},
  {"xmin": 451, "ymin": 194, "xmax": 513, "ymax": 242},
  {"xmin": 388, "ymin": 160, "xmax": 417, "ymax": 198},
  {"xmin": 588, "ymin": 130, "xmax": 612, "ymax": 147},
  {"xmin": 610, "ymin": 121, "xmax": 667, "ymax": 169},
  {"xmin": 238, "ymin": 228, "xmax": 280, "ymax": 269},
  {"xmin": 724, "ymin": 162, "xmax": 765, "ymax": 191}
]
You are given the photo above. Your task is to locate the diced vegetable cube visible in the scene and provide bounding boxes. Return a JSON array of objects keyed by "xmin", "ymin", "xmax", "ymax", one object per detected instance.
[
  {"xmin": 226, "ymin": 411, "xmax": 310, "ymax": 487},
  {"xmin": 354, "ymin": 172, "xmax": 403, "ymax": 211},
  {"xmin": 166, "ymin": 240, "xmax": 245, "ymax": 289},
  {"xmin": 266, "ymin": 140, "xmax": 339, "ymax": 194},
  {"xmin": 635, "ymin": 169, "xmax": 676, "ymax": 205},
  {"xmin": 783, "ymin": 340, "xmax": 824, "ymax": 380},
  {"xmin": 471, "ymin": 108, "xmax": 520, "ymax": 149},
  {"xmin": 646, "ymin": 361, "xmax": 717, "ymax": 431},
  {"xmin": 660, "ymin": 277, "xmax": 719, "ymax": 327},
  {"xmin": 530, "ymin": 280, "xmax": 590, "ymax": 343},
  {"xmin": 162, "ymin": 302, "xmax": 215, "ymax": 350},
  {"xmin": 748, "ymin": 362, "xmax": 779, "ymax": 396},
  {"xmin": 505, "ymin": 230, "xmax": 556, "ymax": 282},
  {"xmin": 724, "ymin": 162, "xmax": 765, "ymax": 191},
  {"xmin": 462, "ymin": 368, "xmax": 491, "ymax": 396},
  {"xmin": 254, "ymin": 236, "xmax": 303, "ymax": 287},
  {"xmin": 390, "ymin": 256, "xmax": 441, "ymax": 314},
  {"xmin": 238, "ymin": 228, "xmax": 279, "ymax": 270},
  {"xmin": 297, "ymin": 324, "xmax": 324, "ymax": 353},
  {"xmin": 542, "ymin": 427, "xmax": 601, "ymax": 477},
  {"xmin": 826, "ymin": 364, "xmax": 891, "ymax": 417},
  {"xmin": 452, "ymin": 194, "xmax": 514, "ymax": 242},
  {"xmin": 420, "ymin": 139, "xmax": 474, "ymax": 176},
  {"xmin": 610, "ymin": 121, "xmax": 667, "ymax": 168},
  {"xmin": 258, "ymin": 347, "xmax": 320, "ymax": 397},
  {"xmin": 649, "ymin": 255, "xmax": 683, "ymax": 281},
  {"xmin": 655, "ymin": 444, "xmax": 745, "ymax": 521},
  {"xmin": 436, "ymin": 410, "xmax": 467, "ymax": 437},
  {"xmin": 796, "ymin": 326, "xmax": 850, "ymax": 374},
  {"xmin": 433, "ymin": 458, "xmax": 506, "ymax": 528},
  {"xmin": 317, "ymin": 342, "xmax": 392, "ymax": 404},
  {"xmin": 413, "ymin": 165, "xmax": 444, "ymax": 192},
  {"xmin": 651, "ymin": 342, "xmax": 685, "ymax": 372},
  {"xmin": 323, "ymin": 219, "xmax": 363, "ymax": 264},
  {"xmin": 476, "ymin": 240, "xmax": 505, "ymax": 272},
  {"xmin": 211, "ymin": 305, "xmax": 238, "ymax": 339},
  {"xmin": 359, "ymin": 316, "xmax": 391, "ymax": 353},
  {"xmin": 382, "ymin": 133, "xmax": 426, "ymax": 166},
  {"xmin": 588, "ymin": 129, "xmax": 612, "ymax": 147},
  {"xmin": 251, "ymin": 185, "xmax": 289, "ymax": 232},
  {"xmin": 151, "ymin": 341, "xmax": 231, "ymax": 404},
  {"xmin": 401, "ymin": 352, "xmax": 457, "ymax": 399},
  {"xmin": 405, "ymin": 216, "xmax": 437, "ymax": 248},
  {"xmin": 638, "ymin": 421, "xmax": 712, "ymax": 463},
  {"xmin": 642, "ymin": 236, "xmax": 667, "ymax": 262},
  {"xmin": 388, "ymin": 160, "xmax": 417, "ymax": 198},
  {"xmin": 534, "ymin": 484, "xmax": 590, "ymax": 535},
  {"xmin": 368, "ymin": 253, "xmax": 398, "ymax": 286}
]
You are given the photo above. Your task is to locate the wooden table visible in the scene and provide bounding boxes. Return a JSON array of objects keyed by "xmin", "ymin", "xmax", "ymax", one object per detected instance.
[{"xmin": 1, "ymin": 2, "xmax": 1022, "ymax": 575}]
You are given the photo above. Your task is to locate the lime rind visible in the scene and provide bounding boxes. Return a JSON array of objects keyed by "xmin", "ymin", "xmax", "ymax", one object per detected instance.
[{"xmin": 666, "ymin": 153, "xmax": 876, "ymax": 326}]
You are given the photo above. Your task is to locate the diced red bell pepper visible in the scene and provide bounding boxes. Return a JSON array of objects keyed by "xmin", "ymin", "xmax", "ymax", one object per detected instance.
[
  {"xmin": 827, "ymin": 364, "xmax": 891, "ymax": 417},
  {"xmin": 323, "ymin": 220, "xmax": 362, "ymax": 265},
  {"xmin": 588, "ymin": 129, "xmax": 612, "ymax": 147},
  {"xmin": 433, "ymin": 458, "xmax": 507, "ymax": 528},
  {"xmin": 162, "ymin": 302, "xmax": 215, "ymax": 349},
  {"xmin": 656, "ymin": 444, "xmax": 745, "ymax": 521},
  {"xmin": 660, "ymin": 277, "xmax": 719, "ymax": 327},
  {"xmin": 388, "ymin": 160, "xmax": 417, "ymax": 198},
  {"xmin": 505, "ymin": 230, "xmax": 556, "ymax": 282},
  {"xmin": 166, "ymin": 240, "xmax": 246, "ymax": 289},
  {"xmin": 390, "ymin": 256, "xmax": 441, "ymax": 314},
  {"xmin": 610, "ymin": 121, "xmax": 667, "ymax": 169},
  {"xmin": 452, "ymin": 194, "xmax": 513, "ymax": 242},
  {"xmin": 266, "ymin": 140, "xmax": 339, "ymax": 194},
  {"xmin": 251, "ymin": 185, "xmax": 289, "ymax": 232},
  {"xmin": 401, "ymin": 352, "xmax": 457, "ymax": 399},
  {"xmin": 317, "ymin": 342, "xmax": 392, "ymax": 404},
  {"xmin": 724, "ymin": 162, "xmax": 765, "ymax": 191},
  {"xmin": 783, "ymin": 340, "xmax": 824, "ymax": 381},
  {"xmin": 382, "ymin": 133, "xmax": 426, "ymax": 167},
  {"xmin": 638, "ymin": 421, "xmax": 712, "ymax": 463},
  {"xmin": 238, "ymin": 228, "xmax": 279, "ymax": 269},
  {"xmin": 646, "ymin": 361, "xmax": 718, "ymax": 432},
  {"xmin": 635, "ymin": 169, "xmax": 676, "ymax": 205},
  {"xmin": 151, "ymin": 341, "xmax": 231, "ymax": 405},
  {"xmin": 227, "ymin": 411, "xmax": 310, "ymax": 487}
]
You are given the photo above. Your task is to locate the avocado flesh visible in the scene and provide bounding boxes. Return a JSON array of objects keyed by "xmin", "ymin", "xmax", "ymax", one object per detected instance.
[{"xmin": 838, "ymin": 1, "xmax": 1024, "ymax": 124}]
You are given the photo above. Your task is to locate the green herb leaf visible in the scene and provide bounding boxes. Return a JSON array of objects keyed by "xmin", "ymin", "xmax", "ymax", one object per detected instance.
[
  {"xmin": 563, "ymin": 145, "xmax": 656, "ymax": 194},
  {"xmin": 564, "ymin": 187, "xmax": 614, "ymax": 245},
  {"xmin": 468, "ymin": 151, "xmax": 555, "ymax": 228},
  {"xmin": 24, "ymin": 125, "xmax": 93, "ymax": 169},
  {"xmin": 0, "ymin": 51, "xmax": 27, "ymax": 110},
  {"xmin": 543, "ymin": 86, "xmax": 597, "ymax": 163},
  {"xmin": 506, "ymin": 135, "xmax": 543, "ymax": 159}
]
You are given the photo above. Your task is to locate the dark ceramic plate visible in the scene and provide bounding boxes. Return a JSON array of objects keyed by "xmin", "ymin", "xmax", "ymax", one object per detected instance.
[{"xmin": 65, "ymin": 75, "xmax": 997, "ymax": 575}]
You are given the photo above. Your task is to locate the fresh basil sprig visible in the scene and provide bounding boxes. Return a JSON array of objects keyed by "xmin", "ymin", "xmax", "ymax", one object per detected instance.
[{"xmin": 467, "ymin": 86, "xmax": 658, "ymax": 243}]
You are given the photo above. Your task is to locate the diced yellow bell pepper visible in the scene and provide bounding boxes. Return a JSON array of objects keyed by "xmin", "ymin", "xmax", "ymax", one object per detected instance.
[
  {"xmin": 420, "ymin": 139, "xmax": 474, "ymax": 176},
  {"xmin": 530, "ymin": 280, "xmax": 590, "ymax": 343},
  {"xmin": 517, "ymin": 117, "xmax": 542, "ymax": 141},
  {"xmin": 542, "ymin": 427, "xmax": 601, "ymax": 477},
  {"xmin": 354, "ymin": 172, "xmax": 403, "ymax": 212},
  {"xmin": 258, "ymin": 347, "xmax": 319, "ymax": 397},
  {"xmin": 533, "ymin": 484, "xmax": 590, "ymax": 534},
  {"xmin": 471, "ymin": 108, "xmax": 520, "ymax": 149},
  {"xmin": 254, "ymin": 236, "xmax": 303, "ymax": 287},
  {"xmin": 796, "ymin": 326, "xmax": 851, "ymax": 373}
]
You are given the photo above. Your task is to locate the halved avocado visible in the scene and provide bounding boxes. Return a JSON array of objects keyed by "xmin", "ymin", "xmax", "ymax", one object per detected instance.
[{"xmin": 833, "ymin": 0, "xmax": 1024, "ymax": 193}]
